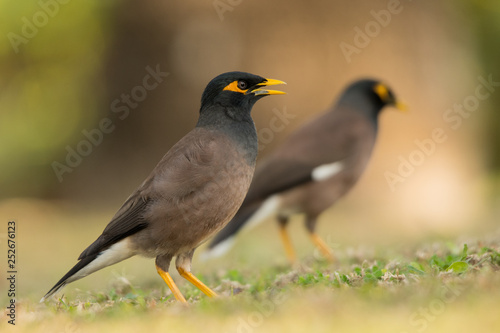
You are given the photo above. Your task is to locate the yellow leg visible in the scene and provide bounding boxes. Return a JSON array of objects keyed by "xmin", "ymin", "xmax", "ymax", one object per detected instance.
[
  {"xmin": 156, "ymin": 265, "xmax": 187, "ymax": 303},
  {"xmin": 309, "ymin": 233, "xmax": 335, "ymax": 262},
  {"xmin": 279, "ymin": 224, "xmax": 296, "ymax": 264},
  {"xmin": 177, "ymin": 267, "xmax": 218, "ymax": 298}
]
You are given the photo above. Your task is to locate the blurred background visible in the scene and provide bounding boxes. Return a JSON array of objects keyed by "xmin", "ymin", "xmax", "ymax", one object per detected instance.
[{"xmin": 1, "ymin": 0, "xmax": 500, "ymax": 298}]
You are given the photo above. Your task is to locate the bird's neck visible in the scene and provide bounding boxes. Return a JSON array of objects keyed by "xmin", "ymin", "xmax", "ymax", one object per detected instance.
[
  {"xmin": 196, "ymin": 106, "xmax": 258, "ymax": 165},
  {"xmin": 337, "ymin": 95, "xmax": 382, "ymax": 126}
]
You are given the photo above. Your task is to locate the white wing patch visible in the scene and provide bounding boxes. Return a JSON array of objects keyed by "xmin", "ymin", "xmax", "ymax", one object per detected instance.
[
  {"xmin": 66, "ymin": 238, "xmax": 135, "ymax": 284},
  {"xmin": 311, "ymin": 161, "xmax": 344, "ymax": 181},
  {"xmin": 245, "ymin": 195, "xmax": 282, "ymax": 230},
  {"xmin": 200, "ymin": 237, "xmax": 236, "ymax": 260}
]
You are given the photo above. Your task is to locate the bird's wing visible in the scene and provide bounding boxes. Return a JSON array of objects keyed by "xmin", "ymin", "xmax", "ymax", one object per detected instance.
[
  {"xmin": 245, "ymin": 109, "xmax": 372, "ymax": 203},
  {"xmin": 77, "ymin": 194, "xmax": 150, "ymax": 260},
  {"xmin": 78, "ymin": 128, "xmax": 221, "ymax": 260}
]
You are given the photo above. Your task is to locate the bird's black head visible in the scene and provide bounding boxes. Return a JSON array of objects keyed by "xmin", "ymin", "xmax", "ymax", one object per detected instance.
[
  {"xmin": 339, "ymin": 79, "xmax": 405, "ymax": 119},
  {"xmin": 197, "ymin": 72, "xmax": 286, "ymax": 165},
  {"xmin": 200, "ymin": 71, "xmax": 286, "ymax": 112}
]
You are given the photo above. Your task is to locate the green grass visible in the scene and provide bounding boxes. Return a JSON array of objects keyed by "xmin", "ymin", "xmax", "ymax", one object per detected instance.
[
  {"xmin": 1, "ymin": 199, "xmax": 499, "ymax": 332},
  {"xmin": 3, "ymin": 236, "xmax": 500, "ymax": 333}
]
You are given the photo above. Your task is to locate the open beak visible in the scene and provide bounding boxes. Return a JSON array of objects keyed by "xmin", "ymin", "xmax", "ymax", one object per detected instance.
[{"xmin": 249, "ymin": 78, "xmax": 287, "ymax": 96}]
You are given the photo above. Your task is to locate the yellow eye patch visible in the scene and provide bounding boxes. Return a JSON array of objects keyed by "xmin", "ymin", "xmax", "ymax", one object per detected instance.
[
  {"xmin": 374, "ymin": 83, "xmax": 389, "ymax": 101},
  {"xmin": 223, "ymin": 81, "xmax": 248, "ymax": 94}
]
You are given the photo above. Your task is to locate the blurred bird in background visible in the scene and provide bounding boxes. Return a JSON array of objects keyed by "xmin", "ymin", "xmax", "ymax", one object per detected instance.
[{"xmin": 205, "ymin": 79, "xmax": 404, "ymax": 263}]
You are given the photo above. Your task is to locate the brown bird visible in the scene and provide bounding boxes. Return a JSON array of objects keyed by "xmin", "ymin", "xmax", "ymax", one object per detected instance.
[
  {"xmin": 204, "ymin": 79, "xmax": 403, "ymax": 263},
  {"xmin": 41, "ymin": 72, "xmax": 286, "ymax": 303}
]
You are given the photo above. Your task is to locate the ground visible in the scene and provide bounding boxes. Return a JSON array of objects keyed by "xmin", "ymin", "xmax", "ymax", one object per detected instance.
[{"xmin": 1, "ymin": 200, "xmax": 500, "ymax": 332}]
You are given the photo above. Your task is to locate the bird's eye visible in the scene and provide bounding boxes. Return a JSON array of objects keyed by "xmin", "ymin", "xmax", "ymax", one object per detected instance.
[{"xmin": 237, "ymin": 80, "xmax": 248, "ymax": 90}]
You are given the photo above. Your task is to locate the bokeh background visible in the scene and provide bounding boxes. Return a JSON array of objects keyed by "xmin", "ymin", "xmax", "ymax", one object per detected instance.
[{"xmin": 1, "ymin": 0, "xmax": 500, "ymax": 303}]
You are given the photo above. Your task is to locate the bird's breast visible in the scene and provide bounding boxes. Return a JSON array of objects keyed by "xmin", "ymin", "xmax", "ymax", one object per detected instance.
[{"xmin": 134, "ymin": 144, "xmax": 256, "ymax": 257}]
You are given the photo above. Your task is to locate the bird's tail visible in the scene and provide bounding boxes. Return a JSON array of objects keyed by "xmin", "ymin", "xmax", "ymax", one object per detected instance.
[
  {"xmin": 40, "ymin": 239, "xmax": 134, "ymax": 302},
  {"xmin": 203, "ymin": 195, "xmax": 281, "ymax": 259},
  {"xmin": 40, "ymin": 254, "xmax": 98, "ymax": 302}
]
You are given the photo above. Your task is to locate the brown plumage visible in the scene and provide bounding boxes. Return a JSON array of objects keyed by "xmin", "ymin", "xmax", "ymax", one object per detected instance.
[
  {"xmin": 205, "ymin": 79, "xmax": 403, "ymax": 263},
  {"xmin": 41, "ymin": 72, "xmax": 286, "ymax": 303}
]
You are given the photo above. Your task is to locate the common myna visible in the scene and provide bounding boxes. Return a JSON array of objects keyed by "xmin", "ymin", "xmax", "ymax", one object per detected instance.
[
  {"xmin": 41, "ymin": 72, "xmax": 286, "ymax": 303},
  {"xmin": 205, "ymin": 79, "xmax": 403, "ymax": 263}
]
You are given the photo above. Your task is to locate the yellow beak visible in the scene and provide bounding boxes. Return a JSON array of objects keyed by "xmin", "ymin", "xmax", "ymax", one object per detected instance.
[
  {"xmin": 395, "ymin": 100, "xmax": 408, "ymax": 112},
  {"xmin": 256, "ymin": 78, "xmax": 287, "ymax": 87},
  {"xmin": 250, "ymin": 78, "xmax": 287, "ymax": 96}
]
